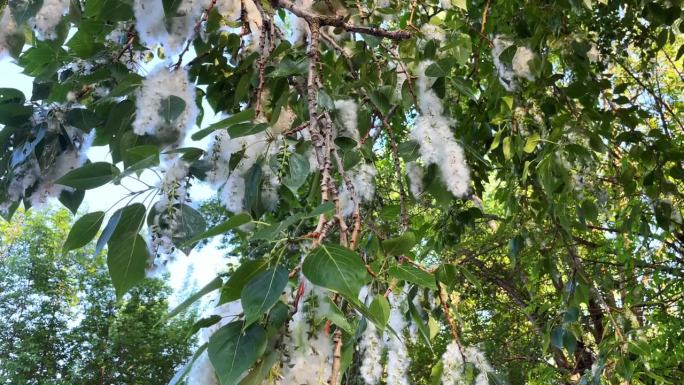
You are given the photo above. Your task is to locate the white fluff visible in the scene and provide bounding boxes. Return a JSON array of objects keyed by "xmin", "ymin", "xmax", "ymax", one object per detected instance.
[
  {"xmin": 440, "ymin": 0, "xmax": 453, "ymax": 8},
  {"xmin": 412, "ymin": 61, "xmax": 470, "ymax": 198},
  {"xmin": 334, "ymin": 99, "xmax": 360, "ymax": 143},
  {"xmin": 339, "ymin": 163, "xmax": 377, "ymax": 217},
  {"xmin": 359, "ymin": 322, "xmax": 384, "ymax": 385},
  {"xmin": 587, "ymin": 43, "xmax": 600, "ymax": 63},
  {"xmin": 187, "ymin": 301, "xmax": 243, "ymax": 385},
  {"xmin": 421, "ymin": 23, "xmax": 446, "ymax": 43},
  {"xmin": 278, "ymin": 280, "xmax": 334, "ymax": 385},
  {"xmin": 406, "ymin": 162, "xmax": 424, "ymax": 198},
  {"xmin": 30, "ymin": 0, "xmax": 69, "ymax": 40},
  {"xmin": 441, "ymin": 341, "xmax": 465, "ymax": 385},
  {"xmin": 207, "ymin": 129, "xmax": 282, "ymax": 214},
  {"xmin": 491, "ymin": 35, "xmax": 516, "ymax": 91},
  {"xmin": 133, "ymin": 65, "xmax": 198, "ymax": 146},
  {"xmin": 0, "ymin": 8, "xmax": 18, "ymax": 59},
  {"xmin": 134, "ymin": 0, "xmax": 205, "ymax": 54},
  {"xmin": 511, "ymin": 46, "xmax": 536, "ymax": 81},
  {"xmin": 441, "ymin": 343, "xmax": 494, "ymax": 385},
  {"xmin": 385, "ymin": 288, "xmax": 411, "ymax": 385}
]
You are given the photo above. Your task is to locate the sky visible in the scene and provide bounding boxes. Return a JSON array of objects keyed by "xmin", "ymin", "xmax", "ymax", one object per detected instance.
[{"xmin": 0, "ymin": 58, "xmax": 230, "ymax": 308}]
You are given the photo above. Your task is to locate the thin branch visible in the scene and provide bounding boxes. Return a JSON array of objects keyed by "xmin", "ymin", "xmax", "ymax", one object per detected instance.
[{"xmin": 272, "ymin": 0, "xmax": 411, "ymax": 40}]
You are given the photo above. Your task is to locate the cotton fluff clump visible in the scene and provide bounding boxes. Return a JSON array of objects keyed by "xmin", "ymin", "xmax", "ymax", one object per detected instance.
[
  {"xmin": 334, "ymin": 100, "xmax": 360, "ymax": 143},
  {"xmin": 187, "ymin": 300, "xmax": 243, "ymax": 385},
  {"xmin": 359, "ymin": 322, "xmax": 384, "ymax": 385},
  {"xmin": 511, "ymin": 46, "xmax": 536, "ymax": 81},
  {"xmin": 30, "ymin": 0, "xmax": 69, "ymax": 40},
  {"xmin": 133, "ymin": 66, "xmax": 197, "ymax": 146},
  {"xmin": 339, "ymin": 163, "xmax": 377, "ymax": 217},
  {"xmin": 492, "ymin": 36, "xmax": 538, "ymax": 90},
  {"xmin": 134, "ymin": 0, "xmax": 206, "ymax": 54},
  {"xmin": 406, "ymin": 162, "xmax": 424, "ymax": 198},
  {"xmin": 587, "ymin": 43, "xmax": 600, "ymax": 63},
  {"xmin": 491, "ymin": 35, "xmax": 516, "ymax": 91},
  {"xmin": 147, "ymin": 159, "xmax": 190, "ymax": 273},
  {"xmin": 278, "ymin": 280, "xmax": 334, "ymax": 385},
  {"xmin": 206, "ymin": 128, "xmax": 282, "ymax": 214},
  {"xmin": 441, "ymin": 343, "xmax": 495, "ymax": 385},
  {"xmin": 2, "ymin": 125, "xmax": 93, "ymax": 213},
  {"xmin": 421, "ymin": 23, "xmax": 446, "ymax": 43},
  {"xmin": 411, "ymin": 61, "xmax": 470, "ymax": 198},
  {"xmin": 385, "ymin": 288, "xmax": 411, "ymax": 385},
  {"xmin": 0, "ymin": 8, "xmax": 18, "ymax": 59},
  {"xmin": 440, "ymin": 0, "xmax": 453, "ymax": 8}
]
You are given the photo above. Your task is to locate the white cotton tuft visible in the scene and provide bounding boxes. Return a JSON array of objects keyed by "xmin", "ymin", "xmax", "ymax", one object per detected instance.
[
  {"xmin": 441, "ymin": 341, "xmax": 465, "ymax": 385},
  {"xmin": 271, "ymin": 107, "xmax": 296, "ymax": 135},
  {"xmin": 291, "ymin": 0, "xmax": 314, "ymax": 42},
  {"xmin": 421, "ymin": 23, "xmax": 446, "ymax": 43},
  {"xmin": 207, "ymin": 129, "xmax": 281, "ymax": 214},
  {"xmin": 133, "ymin": 65, "xmax": 197, "ymax": 146},
  {"xmin": 334, "ymin": 99, "xmax": 359, "ymax": 143},
  {"xmin": 406, "ymin": 162, "xmax": 424, "ymax": 198},
  {"xmin": 385, "ymin": 288, "xmax": 411, "ymax": 385},
  {"xmin": 440, "ymin": 0, "xmax": 453, "ymax": 9},
  {"xmin": 587, "ymin": 43, "xmax": 600, "ymax": 63},
  {"xmin": 278, "ymin": 280, "xmax": 334, "ymax": 385},
  {"xmin": 187, "ymin": 301, "xmax": 242, "ymax": 385},
  {"xmin": 30, "ymin": 0, "xmax": 69, "ymax": 40},
  {"xmin": 339, "ymin": 163, "xmax": 377, "ymax": 217},
  {"xmin": 441, "ymin": 343, "xmax": 494, "ymax": 385},
  {"xmin": 134, "ymin": 0, "xmax": 205, "ymax": 54},
  {"xmin": 359, "ymin": 322, "xmax": 384, "ymax": 385},
  {"xmin": 412, "ymin": 61, "xmax": 470, "ymax": 198},
  {"xmin": 0, "ymin": 8, "xmax": 19, "ymax": 59},
  {"xmin": 491, "ymin": 35, "xmax": 517, "ymax": 91},
  {"xmin": 511, "ymin": 46, "xmax": 536, "ymax": 81},
  {"xmin": 24, "ymin": 129, "xmax": 93, "ymax": 210}
]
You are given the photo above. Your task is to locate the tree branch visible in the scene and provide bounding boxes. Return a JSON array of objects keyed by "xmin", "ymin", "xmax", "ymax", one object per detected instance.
[{"xmin": 272, "ymin": 0, "xmax": 411, "ymax": 40}]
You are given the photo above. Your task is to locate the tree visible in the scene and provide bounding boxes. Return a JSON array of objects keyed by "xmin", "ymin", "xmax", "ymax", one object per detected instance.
[
  {"xmin": 0, "ymin": 0, "xmax": 683, "ymax": 384},
  {"xmin": 0, "ymin": 208, "xmax": 195, "ymax": 384}
]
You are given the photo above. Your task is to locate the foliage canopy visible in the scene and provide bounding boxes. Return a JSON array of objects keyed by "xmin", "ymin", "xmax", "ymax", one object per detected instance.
[{"xmin": 0, "ymin": 0, "xmax": 683, "ymax": 384}]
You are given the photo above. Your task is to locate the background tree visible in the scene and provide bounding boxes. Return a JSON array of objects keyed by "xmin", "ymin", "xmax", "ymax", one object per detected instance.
[
  {"xmin": 0, "ymin": 208, "xmax": 195, "ymax": 385},
  {"xmin": 0, "ymin": 0, "xmax": 683, "ymax": 385}
]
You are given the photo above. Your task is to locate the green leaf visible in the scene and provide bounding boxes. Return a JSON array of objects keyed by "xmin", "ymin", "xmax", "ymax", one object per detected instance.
[
  {"xmin": 62, "ymin": 211, "xmax": 105, "ymax": 252},
  {"xmin": 58, "ymin": 188, "xmax": 85, "ymax": 214},
  {"xmin": 388, "ymin": 264, "xmax": 437, "ymax": 289},
  {"xmin": 56, "ymin": 162, "xmax": 120, "ymax": 190},
  {"xmin": 551, "ymin": 327, "xmax": 565, "ymax": 349},
  {"xmin": 563, "ymin": 307, "xmax": 580, "ymax": 324},
  {"xmin": 208, "ymin": 322, "xmax": 267, "ymax": 385},
  {"xmin": 165, "ymin": 276, "xmax": 224, "ymax": 321},
  {"xmin": 282, "ymin": 152, "xmax": 310, "ymax": 192},
  {"xmin": 159, "ymin": 95, "xmax": 187, "ymax": 123},
  {"xmin": 382, "ymin": 232, "xmax": 417, "ymax": 256},
  {"xmin": 9, "ymin": 0, "xmax": 44, "ymax": 24},
  {"xmin": 502, "ymin": 137, "xmax": 512, "ymax": 160},
  {"xmin": 302, "ymin": 243, "xmax": 371, "ymax": 298},
  {"xmin": 66, "ymin": 108, "xmax": 101, "ymax": 131},
  {"xmin": 368, "ymin": 295, "xmax": 391, "ymax": 331},
  {"xmin": 182, "ymin": 213, "xmax": 251, "ymax": 247},
  {"xmin": 172, "ymin": 205, "xmax": 208, "ymax": 254},
  {"xmin": 228, "ymin": 122, "xmax": 269, "ymax": 139},
  {"xmin": 318, "ymin": 296, "xmax": 353, "ymax": 334},
  {"xmin": 425, "ymin": 62, "xmax": 447, "ymax": 77},
  {"xmin": 523, "ymin": 133, "xmax": 540, "ymax": 153},
  {"xmin": 192, "ymin": 109, "xmax": 256, "ymax": 140},
  {"xmin": 107, "ymin": 232, "xmax": 150, "ymax": 298},
  {"xmin": 241, "ymin": 267, "xmax": 288, "ymax": 327},
  {"xmin": 220, "ymin": 259, "xmax": 270, "ymax": 303}
]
